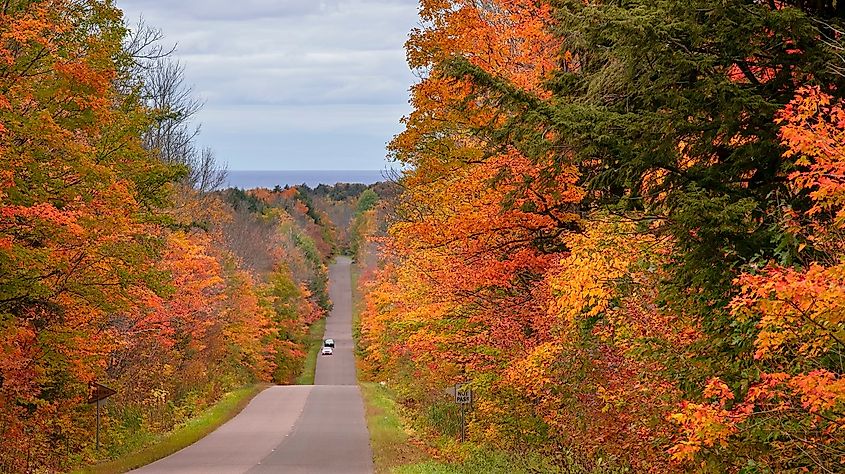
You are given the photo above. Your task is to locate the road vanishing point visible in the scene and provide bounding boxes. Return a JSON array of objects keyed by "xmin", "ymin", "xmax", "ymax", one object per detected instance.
[{"xmin": 134, "ymin": 257, "xmax": 374, "ymax": 473}]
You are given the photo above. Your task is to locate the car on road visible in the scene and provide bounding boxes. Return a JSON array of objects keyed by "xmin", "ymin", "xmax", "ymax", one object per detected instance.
[
  {"xmin": 324, "ymin": 338, "xmax": 335, "ymax": 348},
  {"xmin": 321, "ymin": 346, "xmax": 333, "ymax": 356}
]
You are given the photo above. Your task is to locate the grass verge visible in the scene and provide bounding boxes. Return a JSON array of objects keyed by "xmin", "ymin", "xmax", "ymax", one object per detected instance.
[
  {"xmin": 392, "ymin": 451, "xmax": 563, "ymax": 474},
  {"xmin": 393, "ymin": 451, "xmax": 630, "ymax": 474},
  {"xmin": 296, "ymin": 316, "xmax": 327, "ymax": 385},
  {"xmin": 360, "ymin": 380, "xmax": 586, "ymax": 474},
  {"xmin": 361, "ymin": 382, "xmax": 430, "ymax": 474},
  {"xmin": 76, "ymin": 384, "xmax": 266, "ymax": 474}
]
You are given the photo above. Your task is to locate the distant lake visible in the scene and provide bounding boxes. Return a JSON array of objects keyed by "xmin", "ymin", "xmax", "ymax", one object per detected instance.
[{"xmin": 224, "ymin": 170, "xmax": 389, "ymax": 189}]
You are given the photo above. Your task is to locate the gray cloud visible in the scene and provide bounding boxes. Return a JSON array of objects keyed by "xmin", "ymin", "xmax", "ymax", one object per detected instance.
[
  {"xmin": 117, "ymin": 0, "xmax": 418, "ymax": 170},
  {"xmin": 123, "ymin": 0, "xmax": 325, "ymax": 21}
]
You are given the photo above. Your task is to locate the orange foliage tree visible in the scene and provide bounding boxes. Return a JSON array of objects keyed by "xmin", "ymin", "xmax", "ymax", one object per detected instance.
[{"xmin": 0, "ymin": 1, "xmax": 178, "ymax": 468}]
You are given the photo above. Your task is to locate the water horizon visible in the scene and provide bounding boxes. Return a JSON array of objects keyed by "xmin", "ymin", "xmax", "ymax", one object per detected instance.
[{"xmin": 224, "ymin": 169, "xmax": 392, "ymax": 190}]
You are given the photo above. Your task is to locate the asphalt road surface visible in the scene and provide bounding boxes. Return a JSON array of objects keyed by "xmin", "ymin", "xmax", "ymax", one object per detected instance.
[{"xmin": 135, "ymin": 257, "xmax": 373, "ymax": 473}]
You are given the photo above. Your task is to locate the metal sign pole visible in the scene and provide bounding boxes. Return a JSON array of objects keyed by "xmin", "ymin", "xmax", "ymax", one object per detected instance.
[
  {"xmin": 88, "ymin": 381, "xmax": 117, "ymax": 453},
  {"xmin": 460, "ymin": 402, "xmax": 465, "ymax": 442},
  {"xmin": 96, "ymin": 400, "xmax": 100, "ymax": 451}
]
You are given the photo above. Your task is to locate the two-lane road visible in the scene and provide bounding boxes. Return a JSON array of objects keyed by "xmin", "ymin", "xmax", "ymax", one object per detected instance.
[{"xmin": 135, "ymin": 257, "xmax": 373, "ymax": 473}]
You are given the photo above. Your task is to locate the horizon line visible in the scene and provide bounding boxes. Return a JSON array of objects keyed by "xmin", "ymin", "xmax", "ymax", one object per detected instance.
[{"xmin": 226, "ymin": 169, "xmax": 388, "ymax": 172}]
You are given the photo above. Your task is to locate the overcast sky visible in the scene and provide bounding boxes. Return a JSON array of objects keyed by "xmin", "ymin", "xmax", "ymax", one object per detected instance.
[{"xmin": 117, "ymin": 0, "xmax": 419, "ymax": 171}]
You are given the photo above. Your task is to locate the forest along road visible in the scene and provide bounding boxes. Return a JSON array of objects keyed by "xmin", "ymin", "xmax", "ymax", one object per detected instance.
[{"xmin": 134, "ymin": 257, "xmax": 373, "ymax": 474}]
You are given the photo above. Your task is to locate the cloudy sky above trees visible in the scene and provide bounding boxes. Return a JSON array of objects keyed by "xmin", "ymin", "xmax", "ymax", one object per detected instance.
[{"xmin": 117, "ymin": 0, "xmax": 419, "ymax": 170}]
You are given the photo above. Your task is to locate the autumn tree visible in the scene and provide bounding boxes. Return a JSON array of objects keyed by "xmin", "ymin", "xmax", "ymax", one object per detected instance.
[{"xmin": 0, "ymin": 0, "xmax": 180, "ymax": 469}]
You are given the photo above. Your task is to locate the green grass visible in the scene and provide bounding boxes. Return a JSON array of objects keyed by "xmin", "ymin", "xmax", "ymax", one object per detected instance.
[
  {"xmin": 75, "ymin": 384, "xmax": 266, "ymax": 474},
  {"xmin": 360, "ymin": 382, "xmax": 430, "ymax": 474},
  {"xmin": 394, "ymin": 459, "xmax": 502, "ymax": 474},
  {"xmin": 393, "ymin": 452, "xmax": 555, "ymax": 474},
  {"xmin": 392, "ymin": 446, "xmax": 630, "ymax": 474},
  {"xmin": 296, "ymin": 316, "xmax": 326, "ymax": 385}
]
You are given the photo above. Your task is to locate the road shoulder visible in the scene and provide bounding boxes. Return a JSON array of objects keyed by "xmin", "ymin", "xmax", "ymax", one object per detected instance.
[{"xmin": 76, "ymin": 385, "xmax": 267, "ymax": 474}]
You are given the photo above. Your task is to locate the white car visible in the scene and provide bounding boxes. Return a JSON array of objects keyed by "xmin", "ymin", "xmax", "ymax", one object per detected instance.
[
  {"xmin": 321, "ymin": 346, "xmax": 333, "ymax": 356},
  {"xmin": 324, "ymin": 338, "xmax": 335, "ymax": 348}
]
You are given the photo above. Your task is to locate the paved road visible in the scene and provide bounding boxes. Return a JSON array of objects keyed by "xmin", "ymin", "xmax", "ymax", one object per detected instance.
[
  {"xmin": 316, "ymin": 257, "xmax": 357, "ymax": 386},
  {"xmin": 135, "ymin": 257, "xmax": 373, "ymax": 474}
]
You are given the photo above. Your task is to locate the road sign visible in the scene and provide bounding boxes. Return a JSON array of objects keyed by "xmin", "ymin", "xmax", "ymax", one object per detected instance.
[
  {"xmin": 455, "ymin": 383, "xmax": 472, "ymax": 405},
  {"xmin": 87, "ymin": 382, "xmax": 116, "ymax": 404},
  {"xmin": 87, "ymin": 382, "xmax": 116, "ymax": 451}
]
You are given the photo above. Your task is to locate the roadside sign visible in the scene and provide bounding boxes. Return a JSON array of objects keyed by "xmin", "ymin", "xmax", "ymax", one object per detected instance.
[
  {"xmin": 87, "ymin": 382, "xmax": 116, "ymax": 451},
  {"xmin": 455, "ymin": 383, "xmax": 472, "ymax": 405},
  {"xmin": 87, "ymin": 382, "xmax": 116, "ymax": 404}
]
